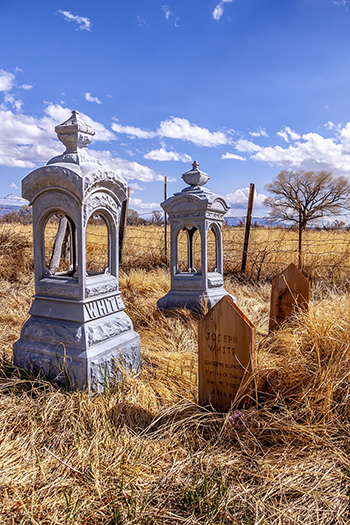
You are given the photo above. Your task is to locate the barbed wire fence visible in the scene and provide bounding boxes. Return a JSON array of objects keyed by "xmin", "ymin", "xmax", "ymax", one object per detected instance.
[{"xmin": 3, "ymin": 193, "xmax": 350, "ymax": 284}]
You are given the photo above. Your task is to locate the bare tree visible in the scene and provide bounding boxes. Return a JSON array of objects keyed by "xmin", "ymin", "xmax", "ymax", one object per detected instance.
[{"xmin": 264, "ymin": 170, "xmax": 350, "ymax": 229}]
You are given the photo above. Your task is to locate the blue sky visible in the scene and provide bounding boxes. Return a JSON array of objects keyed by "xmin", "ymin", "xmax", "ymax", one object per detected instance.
[{"xmin": 1, "ymin": 0, "xmax": 350, "ymax": 217}]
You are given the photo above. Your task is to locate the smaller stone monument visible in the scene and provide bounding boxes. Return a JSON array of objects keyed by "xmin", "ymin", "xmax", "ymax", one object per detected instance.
[
  {"xmin": 157, "ymin": 161, "xmax": 235, "ymax": 312},
  {"xmin": 198, "ymin": 295, "xmax": 255, "ymax": 411},
  {"xmin": 269, "ymin": 262, "xmax": 310, "ymax": 332},
  {"xmin": 13, "ymin": 111, "xmax": 140, "ymax": 391}
]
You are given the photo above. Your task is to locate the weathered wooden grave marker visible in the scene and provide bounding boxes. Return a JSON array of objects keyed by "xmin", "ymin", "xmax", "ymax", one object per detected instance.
[
  {"xmin": 269, "ymin": 262, "xmax": 310, "ymax": 332},
  {"xmin": 198, "ymin": 295, "xmax": 256, "ymax": 411}
]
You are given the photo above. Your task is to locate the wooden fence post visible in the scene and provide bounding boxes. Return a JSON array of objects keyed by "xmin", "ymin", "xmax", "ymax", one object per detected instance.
[
  {"xmin": 241, "ymin": 183, "xmax": 255, "ymax": 274},
  {"xmin": 119, "ymin": 187, "xmax": 130, "ymax": 265},
  {"xmin": 49, "ymin": 216, "xmax": 69, "ymax": 274}
]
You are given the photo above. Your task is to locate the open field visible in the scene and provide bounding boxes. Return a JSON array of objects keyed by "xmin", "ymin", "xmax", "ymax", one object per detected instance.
[{"xmin": 1, "ymin": 224, "xmax": 350, "ymax": 523}]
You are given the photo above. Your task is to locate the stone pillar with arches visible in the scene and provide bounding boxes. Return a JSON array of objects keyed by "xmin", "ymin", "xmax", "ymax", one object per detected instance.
[
  {"xmin": 13, "ymin": 111, "xmax": 140, "ymax": 391},
  {"xmin": 157, "ymin": 161, "xmax": 235, "ymax": 312}
]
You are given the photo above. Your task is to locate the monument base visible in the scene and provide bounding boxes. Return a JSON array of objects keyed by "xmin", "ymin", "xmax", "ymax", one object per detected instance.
[
  {"xmin": 13, "ymin": 294, "xmax": 140, "ymax": 392},
  {"xmin": 157, "ymin": 288, "xmax": 236, "ymax": 312}
]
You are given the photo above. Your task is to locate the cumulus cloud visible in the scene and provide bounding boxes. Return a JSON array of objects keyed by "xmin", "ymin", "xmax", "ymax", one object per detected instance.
[
  {"xmin": 129, "ymin": 197, "xmax": 161, "ymax": 210},
  {"xmin": 144, "ymin": 148, "xmax": 192, "ymax": 162},
  {"xmin": 85, "ymin": 92, "xmax": 102, "ymax": 104},
  {"xmin": 111, "ymin": 122, "xmax": 156, "ymax": 139},
  {"xmin": 277, "ymin": 126, "xmax": 301, "ymax": 143},
  {"xmin": 112, "ymin": 116, "xmax": 230, "ymax": 147},
  {"xmin": 221, "ymin": 152, "xmax": 246, "ymax": 161},
  {"xmin": 88, "ymin": 150, "xmax": 166, "ymax": 182},
  {"xmin": 225, "ymin": 187, "xmax": 267, "ymax": 208},
  {"xmin": 57, "ymin": 10, "xmax": 91, "ymax": 31},
  {"xmin": 0, "ymin": 104, "xmax": 114, "ymax": 168},
  {"xmin": 129, "ymin": 182, "xmax": 145, "ymax": 192},
  {"xmin": 213, "ymin": 0, "xmax": 233, "ymax": 21},
  {"xmin": 0, "ymin": 70, "xmax": 15, "ymax": 92},
  {"xmin": 0, "ymin": 103, "xmax": 172, "ymax": 185},
  {"xmin": 235, "ymin": 123, "xmax": 350, "ymax": 175},
  {"xmin": 19, "ymin": 84, "xmax": 34, "ymax": 90},
  {"xmin": 234, "ymin": 139, "xmax": 262, "ymax": 154},
  {"xmin": 249, "ymin": 127, "xmax": 268, "ymax": 138},
  {"xmin": 10, "ymin": 182, "xmax": 20, "ymax": 189}
]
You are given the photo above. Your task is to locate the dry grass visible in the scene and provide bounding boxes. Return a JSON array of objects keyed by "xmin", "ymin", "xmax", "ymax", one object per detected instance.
[{"xmin": 1, "ymin": 224, "xmax": 350, "ymax": 523}]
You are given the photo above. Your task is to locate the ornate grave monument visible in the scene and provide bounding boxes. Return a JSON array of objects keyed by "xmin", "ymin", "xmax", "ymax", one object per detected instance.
[
  {"xmin": 13, "ymin": 111, "xmax": 140, "ymax": 391},
  {"xmin": 157, "ymin": 161, "xmax": 235, "ymax": 311}
]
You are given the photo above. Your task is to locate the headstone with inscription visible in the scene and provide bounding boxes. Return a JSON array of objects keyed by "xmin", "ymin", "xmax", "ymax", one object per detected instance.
[
  {"xmin": 157, "ymin": 161, "xmax": 236, "ymax": 312},
  {"xmin": 269, "ymin": 262, "xmax": 310, "ymax": 332},
  {"xmin": 13, "ymin": 111, "xmax": 140, "ymax": 391},
  {"xmin": 198, "ymin": 295, "xmax": 255, "ymax": 411}
]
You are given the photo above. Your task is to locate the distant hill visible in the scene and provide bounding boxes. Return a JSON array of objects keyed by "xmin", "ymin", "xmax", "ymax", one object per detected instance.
[{"xmin": 225, "ymin": 216, "xmax": 283, "ymax": 227}]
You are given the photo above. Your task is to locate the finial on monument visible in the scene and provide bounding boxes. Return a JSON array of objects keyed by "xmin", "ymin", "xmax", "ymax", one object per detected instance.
[
  {"xmin": 182, "ymin": 160, "xmax": 210, "ymax": 187},
  {"xmin": 55, "ymin": 110, "xmax": 95, "ymax": 153}
]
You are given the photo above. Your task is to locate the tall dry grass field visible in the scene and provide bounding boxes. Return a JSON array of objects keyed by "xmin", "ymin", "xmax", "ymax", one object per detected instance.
[{"xmin": 0, "ymin": 223, "xmax": 350, "ymax": 523}]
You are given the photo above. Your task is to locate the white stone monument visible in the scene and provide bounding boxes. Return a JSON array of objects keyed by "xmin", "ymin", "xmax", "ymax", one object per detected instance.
[
  {"xmin": 157, "ymin": 161, "xmax": 235, "ymax": 311},
  {"xmin": 13, "ymin": 111, "xmax": 140, "ymax": 391}
]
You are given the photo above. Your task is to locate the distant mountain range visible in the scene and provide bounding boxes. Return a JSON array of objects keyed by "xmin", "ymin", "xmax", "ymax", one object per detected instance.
[
  {"xmin": 225, "ymin": 216, "xmax": 282, "ymax": 227},
  {"xmin": 0, "ymin": 204, "xmax": 23, "ymax": 217}
]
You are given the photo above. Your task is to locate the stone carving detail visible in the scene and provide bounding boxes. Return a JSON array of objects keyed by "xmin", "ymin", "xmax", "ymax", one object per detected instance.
[
  {"xmin": 85, "ymin": 279, "xmax": 119, "ymax": 298},
  {"xmin": 84, "ymin": 169, "xmax": 127, "ymax": 195},
  {"xmin": 23, "ymin": 166, "xmax": 81, "ymax": 203},
  {"xmin": 83, "ymin": 192, "xmax": 119, "ymax": 226},
  {"xmin": 86, "ymin": 313, "xmax": 132, "ymax": 347},
  {"xmin": 208, "ymin": 276, "xmax": 224, "ymax": 288},
  {"xmin": 38, "ymin": 282, "xmax": 80, "ymax": 299},
  {"xmin": 21, "ymin": 318, "xmax": 83, "ymax": 347}
]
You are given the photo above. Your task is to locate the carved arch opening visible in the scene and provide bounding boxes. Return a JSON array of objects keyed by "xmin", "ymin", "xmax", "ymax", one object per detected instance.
[
  {"xmin": 44, "ymin": 213, "xmax": 77, "ymax": 277},
  {"xmin": 85, "ymin": 212, "xmax": 110, "ymax": 276},
  {"xmin": 207, "ymin": 224, "xmax": 218, "ymax": 273},
  {"xmin": 176, "ymin": 226, "xmax": 202, "ymax": 273}
]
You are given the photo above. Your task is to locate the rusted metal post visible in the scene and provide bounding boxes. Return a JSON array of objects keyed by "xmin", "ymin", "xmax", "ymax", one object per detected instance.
[
  {"xmin": 119, "ymin": 187, "xmax": 130, "ymax": 265},
  {"xmin": 298, "ymin": 201, "xmax": 302, "ymax": 269},
  {"xmin": 241, "ymin": 183, "xmax": 255, "ymax": 274},
  {"xmin": 164, "ymin": 176, "xmax": 168, "ymax": 267}
]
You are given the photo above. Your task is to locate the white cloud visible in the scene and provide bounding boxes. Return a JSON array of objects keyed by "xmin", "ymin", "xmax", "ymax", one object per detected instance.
[
  {"xmin": 129, "ymin": 197, "xmax": 161, "ymax": 210},
  {"xmin": 19, "ymin": 84, "xmax": 34, "ymax": 90},
  {"xmin": 161, "ymin": 5, "xmax": 180, "ymax": 26},
  {"xmin": 0, "ymin": 104, "xmax": 117, "ymax": 168},
  {"xmin": 111, "ymin": 122, "xmax": 156, "ymax": 139},
  {"xmin": 225, "ymin": 187, "xmax": 267, "ymax": 208},
  {"xmin": 129, "ymin": 182, "xmax": 145, "ymax": 192},
  {"xmin": 0, "ymin": 70, "xmax": 15, "ymax": 92},
  {"xmin": 136, "ymin": 16, "xmax": 148, "ymax": 27},
  {"xmin": 10, "ymin": 182, "xmax": 20, "ymax": 189},
  {"xmin": 213, "ymin": 0, "xmax": 233, "ymax": 21},
  {"xmin": 234, "ymin": 139, "xmax": 262, "ymax": 154},
  {"xmin": 57, "ymin": 10, "xmax": 91, "ymax": 31},
  {"xmin": 112, "ymin": 116, "xmax": 230, "ymax": 147},
  {"xmin": 144, "ymin": 148, "xmax": 192, "ymax": 162},
  {"xmin": 158, "ymin": 117, "xmax": 229, "ymax": 146},
  {"xmin": 276, "ymin": 126, "xmax": 301, "ymax": 143},
  {"xmin": 85, "ymin": 92, "xmax": 102, "ymax": 104},
  {"xmin": 249, "ymin": 127, "xmax": 268, "ymax": 138},
  {"xmin": 88, "ymin": 150, "xmax": 166, "ymax": 182},
  {"xmin": 222, "ymin": 152, "xmax": 246, "ymax": 161}
]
